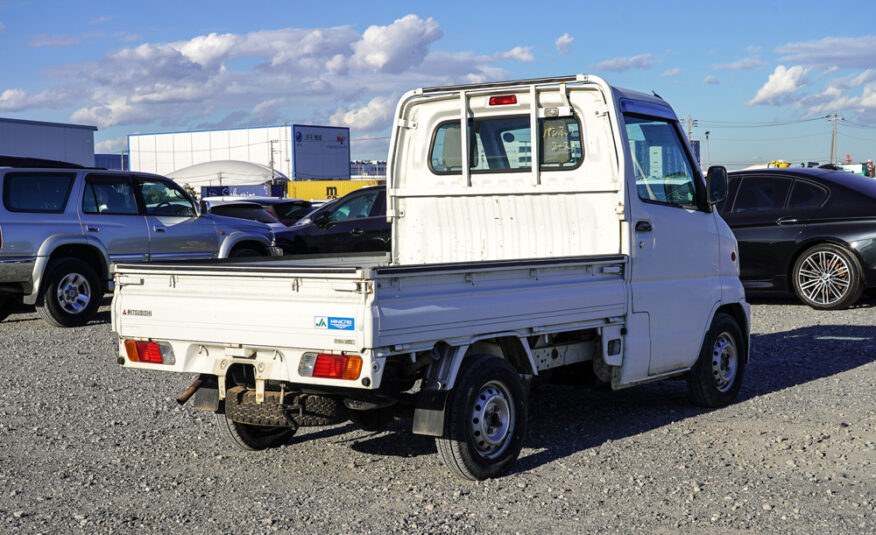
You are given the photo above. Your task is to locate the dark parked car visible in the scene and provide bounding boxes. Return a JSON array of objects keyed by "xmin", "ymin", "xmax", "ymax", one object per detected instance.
[
  {"xmin": 200, "ymin": 197, "xmax": 314, "ymax": 226},
  {"xmin": 717, "ymin": 168, "xmax": 876, "ymax": 309},
  {"xmin": 274, "ymin": 186, "xmax": 389, "ymax": 254}
]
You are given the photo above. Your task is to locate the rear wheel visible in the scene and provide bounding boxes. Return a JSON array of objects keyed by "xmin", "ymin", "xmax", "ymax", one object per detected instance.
[
  {"xmin": 36, "ymin": 258, "xmax": 102, "ymax": 327},
  {"xmin": 436, "ymin": 355, "xmax": 527, "ymax": 480},
  {"xmin": 215, "ymin": 410, "xmax": 295, "ymax": 451},
  {"xmin": 687, "ymin": 313, "xmax": 746, "ymax": 407},
  {"xmin": 792, "ymin": 244, "xmax": 863, "ymax": 310}
]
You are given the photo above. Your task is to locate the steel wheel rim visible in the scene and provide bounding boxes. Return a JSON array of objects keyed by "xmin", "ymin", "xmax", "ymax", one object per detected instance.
[
  {"xmin": 797, "ymin": 251, "xmax": 850, "ymax": 305},
  {"xmin": 470, "ymin": 380, "xmax": 514, "ymax": 459},
  {"xmin": 56, "ymin": 273, "xmax": 91, "ymax": 314},
  {"xmin": 711, "ymin": 332, "xmax": 737, "ymax": 393}
]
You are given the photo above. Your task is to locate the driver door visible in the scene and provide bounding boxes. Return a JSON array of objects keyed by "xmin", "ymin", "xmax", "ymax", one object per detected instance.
[
  {"xmin": 623, "ymin": 112, "xmax": 722, "ymax": 376},
  {"xmin": 134, "ymin": 177, "xmax": 218, "ymax": 261}
]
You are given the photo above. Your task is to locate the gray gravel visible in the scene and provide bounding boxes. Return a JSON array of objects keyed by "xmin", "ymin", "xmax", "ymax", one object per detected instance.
[{"xmin": 1, "ymin": 296, "xmax": 874, "ymax": 534}]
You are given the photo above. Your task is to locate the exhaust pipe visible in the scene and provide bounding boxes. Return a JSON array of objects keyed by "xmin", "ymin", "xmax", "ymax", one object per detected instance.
[{"xmin": 177, "ymin": 374, "xmax": 206, "ymax": 406}]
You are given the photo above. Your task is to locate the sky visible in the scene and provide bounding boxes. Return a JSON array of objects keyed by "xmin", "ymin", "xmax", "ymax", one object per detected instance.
[{"xmin": 1, "ymin": 0, "xmax": 875, "ymax": 169}]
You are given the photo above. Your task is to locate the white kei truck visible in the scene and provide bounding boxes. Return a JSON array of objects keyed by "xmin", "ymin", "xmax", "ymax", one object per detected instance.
[{"xmin": 113, "ymin": 75, "xmax": 749, "ymax": 480}]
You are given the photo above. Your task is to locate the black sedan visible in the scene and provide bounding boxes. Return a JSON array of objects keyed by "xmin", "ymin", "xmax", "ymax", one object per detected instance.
[
  {"xmin": 274, "ymin": 186, "xmax": 389, "ymax": 255},
  {"xmin": 717, "ymin": 168, "xmax": 876, "ymax": 309}
]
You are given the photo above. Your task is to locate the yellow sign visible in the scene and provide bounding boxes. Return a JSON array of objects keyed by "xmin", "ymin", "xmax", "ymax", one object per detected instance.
[{"xmin": 287, "ymin": 180, "xmax": 382, "ymax": 200}]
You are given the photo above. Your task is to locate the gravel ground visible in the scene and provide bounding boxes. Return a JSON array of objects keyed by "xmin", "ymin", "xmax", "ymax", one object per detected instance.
[{"xmin": 1, "ymin": 296, "xmax": 874, "ymax": 534}]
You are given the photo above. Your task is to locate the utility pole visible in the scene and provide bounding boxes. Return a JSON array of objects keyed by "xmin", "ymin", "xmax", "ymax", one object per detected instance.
[
  {"xmin": 685, "ymin": 115, "xmax": 698, "ymax": 142},
  {"xmin": 829, "ymin": 114, "xmax": 838, "ymax": 165},
  {"xmin": 269, "ymin": 139, "xmax": 278, "ymax": 180},
  {"xmin": 704, "ymin": 131, "xmax": 710, "ymax": 169}
]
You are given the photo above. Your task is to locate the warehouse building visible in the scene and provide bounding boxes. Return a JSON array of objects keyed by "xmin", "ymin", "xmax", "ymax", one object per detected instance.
[
  {"xmin": 128, "ymin": 124, "xmax": 351, "ymax": 182},
  {"xmin": 0, "ymin": 117, "xmax": 97, "ymax": 167}
]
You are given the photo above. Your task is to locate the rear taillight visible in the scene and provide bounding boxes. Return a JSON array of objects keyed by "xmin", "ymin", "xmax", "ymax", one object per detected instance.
[
  {"xmin": 298, "ymin": 353, "xmax": 362, "ymax": 380},
  {"xmin": 124, "ymin": 339, "xmax": 175, "ymax": 364}
]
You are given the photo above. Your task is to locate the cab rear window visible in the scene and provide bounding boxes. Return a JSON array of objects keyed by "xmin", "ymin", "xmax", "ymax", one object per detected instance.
[
  {"xmin": 3, "ymin": 172, "xmax": 75, "ymax": 213},
  {"xmin": 430, "ymin": 116, "xmax": 583, "ymax": 174}
]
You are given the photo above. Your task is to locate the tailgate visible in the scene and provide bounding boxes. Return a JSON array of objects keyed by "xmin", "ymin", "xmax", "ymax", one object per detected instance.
[{"xmin": 112, "ymin": 263, "xmax": 374, "ymax": 351}]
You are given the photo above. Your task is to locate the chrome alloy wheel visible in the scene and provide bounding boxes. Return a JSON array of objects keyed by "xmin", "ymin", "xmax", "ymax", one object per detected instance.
[
  {"xmin": 797, "ymin": 251, "xmax": 851, "ymax": 306},
  {"xmin": 55, "ymin": 273, "xmax": 92, "ymax": 315},
  {"xmin": 470, "ymin": 381, "xmax": 514, "ymax": 459},
  {"xmin": 711, "ymin": 332, "xmax": 738, "ymax": 393}
]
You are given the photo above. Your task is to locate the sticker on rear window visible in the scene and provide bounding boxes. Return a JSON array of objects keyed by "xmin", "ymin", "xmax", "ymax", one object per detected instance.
[{"xmin": 314, "ymin": 316, "xmax": 355, "ymax": 330}]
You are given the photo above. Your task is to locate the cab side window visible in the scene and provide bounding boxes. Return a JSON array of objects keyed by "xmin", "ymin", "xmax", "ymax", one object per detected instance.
[
  {"xmin": 82, "ymin": 176, "xmax": 138, "ymax": 215},
  {"xmin": 623, "ymin": 115, "xmax": 697, "ymax": 207}
]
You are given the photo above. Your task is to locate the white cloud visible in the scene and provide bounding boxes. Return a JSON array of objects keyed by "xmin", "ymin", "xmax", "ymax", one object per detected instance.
[
  {"xmin": 330, "ymin": 96, "xmax": 395, "ymax": 130},
  {"xmin": 712, "ymin": 57, "xmax": 764, "ymax": 71},
  {"xmin": 351, "ymin": 15, "xmax": 442, "ymax": 73},
  {"xmin": 748, "ymin": 65, "xmax": 810, "ymax": 106},
  {"xmin": 555, "ymin": 33, "xmax": 573, "ymax": 54},
  {"xmin": 11, "ymin": 15, "xmax": 534, "ymax": 131},
  {"xmin": 777, "ymin": 35, "xmax": 876, "ymax": 68},
  {"xmin": 593, "ymin": 53, "xmax": 656, "ymax": 72},
  {"xmin": 661, "ymin": 68, "xmax": 682, "ymax": 77},
  {"xmin": 498, "ymin": 46, "xmax": 534, "ymax": 62},
  {"xmin": 0, "ymin": 22, "xmax": 6, "ymax": 31},
  {"xmin": 703, "ymin": 76, "xmax": 720, "ymax": 85},
  {"xmin": 95, "ymin": 136, "xmax": 127, "ymax": 153},
  {"xmin": 0, "ymin": 87, "xmax": 83, "ymax": 112}
]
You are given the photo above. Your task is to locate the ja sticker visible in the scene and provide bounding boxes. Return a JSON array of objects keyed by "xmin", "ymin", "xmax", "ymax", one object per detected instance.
[{"xmin": 314, "ymin": 316, "xmax": 355, "ymax": 330}]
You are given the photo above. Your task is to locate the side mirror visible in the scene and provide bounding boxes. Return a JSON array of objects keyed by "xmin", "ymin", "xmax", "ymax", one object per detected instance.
[
  {"xmin": 313, "ymin": 212, "xmax": 330, "ymax": 227},
  {"xmin": 706, "ymin": 166, "xmax": 728, "ymax": 205}
]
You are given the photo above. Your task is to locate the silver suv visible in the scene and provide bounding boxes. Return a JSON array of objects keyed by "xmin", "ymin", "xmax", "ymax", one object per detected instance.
[{"xmin": 0, "ymin": 164, "xmax": 282, "ymax": 327}]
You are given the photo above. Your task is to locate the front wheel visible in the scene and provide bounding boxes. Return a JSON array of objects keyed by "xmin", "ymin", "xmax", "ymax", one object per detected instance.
[
  {"xmin": 214, "ymin": 411, "xmax": 296, "ymax": 451},
  {"xmin": 687, "ymin": 313, "xmax": 746, "ymax": 408},
  {"xmin": 36, "ymin": 258, "xmax": 102, "ymax": 327},
  {"xmin": 436, "ymin": 355, "xmax": 527, "ymax": 480},
  {"xmin": 792, "ymin": 244, "xmax": 863, "ymax": 310}
]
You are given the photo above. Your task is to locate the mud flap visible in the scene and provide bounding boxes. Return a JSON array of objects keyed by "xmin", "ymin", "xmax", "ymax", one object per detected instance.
[
  {"xmin": 192, "ymin": 378, "xmax": 220, "ymax": 411},
  {"xmin": 412, "ymin": 389, "xmax": 448, "ymax": 436}
]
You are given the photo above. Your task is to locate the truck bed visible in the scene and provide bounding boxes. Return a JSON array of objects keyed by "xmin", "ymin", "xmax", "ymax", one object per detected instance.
[{"xmin": 113, "ymin": 253, "xmax": 628, "ymax": 388}]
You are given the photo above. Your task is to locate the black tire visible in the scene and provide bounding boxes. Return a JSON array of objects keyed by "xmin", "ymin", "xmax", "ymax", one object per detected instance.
[
  {"xmin": 36, "ymin": 258, "xmax": 102, "ymax": 327},
  {"xmin": 0, "ymin": 296, "xmax": 17, "ymax": 322},
  {"xmin": 349, "ymin": 407, "xmax": 395, "ymax": 432},
  {"xmin": 436, "ymin": 355, "xmax": 527, "ymax": 480},
  {"xmin": 229, "ymin": 246, "xmax": 262, "ymax": 258},
  {"xmin": 687, "ymin": 313, "xmax": 746, "ymax": 408},
  {"xmin": 214, "ymin": 410, "xmax": 295, "ymax": 451},
  {"xmin": 792, "ymin": 243, "xmax": 863, "ymax": 310}
]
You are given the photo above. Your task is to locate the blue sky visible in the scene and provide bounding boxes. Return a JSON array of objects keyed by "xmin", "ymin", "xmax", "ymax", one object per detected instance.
[{"xmin": 1, "ymin": 0, "xmax": 875, "ymax": 168}]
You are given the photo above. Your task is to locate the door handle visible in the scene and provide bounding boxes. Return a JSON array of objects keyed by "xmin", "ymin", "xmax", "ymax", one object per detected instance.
[
  {"xmin": 350, "ymin": 228, "xmax": 364, "ymax": 236},
  {"xmin": 776, "ymin": 217, "xmax": 798, "ymax": 225},
  {"xmin": 635, "ymin": 220, "xmax": 653, "ymax": 232},
  {"xmin": 153, "ymin": 226, "xmax": 167, "ymax": 233},
  {"xmin": 86, "ymin": 225, "xmax": 99, "ymax": 232}
]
